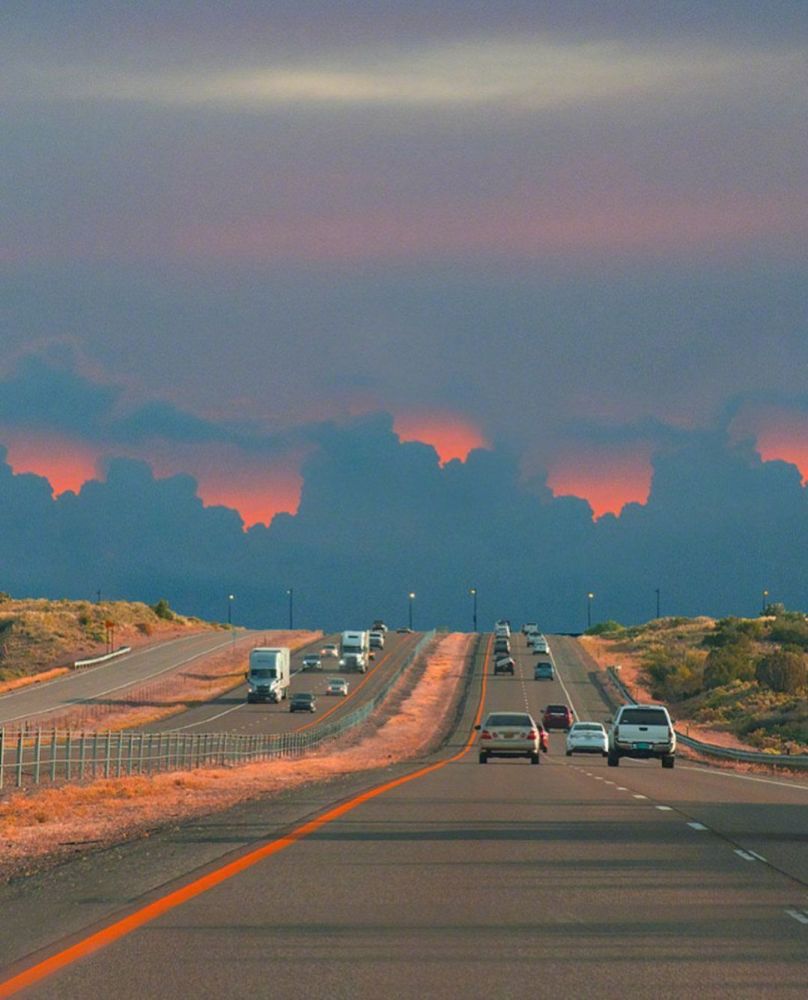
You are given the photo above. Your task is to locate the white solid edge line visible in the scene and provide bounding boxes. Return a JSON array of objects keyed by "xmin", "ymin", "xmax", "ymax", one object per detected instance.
[
  {"xmin": 677, "ymin": 765, "xmax": 808, "ymax": 794},
  {"xmin": 785, "ymin": 909, "xmax": 808, "ymax": 924},
  {"xmin": 655, "ymin": 805, "xmax": 673, "ymax": 810},
  {"xmin": 734, "ymin": 849, "xmax": 756, "ymax": 861},
  {"xmin": 687, "ymin": 822, "xmax": 708, "ymax": 830}
]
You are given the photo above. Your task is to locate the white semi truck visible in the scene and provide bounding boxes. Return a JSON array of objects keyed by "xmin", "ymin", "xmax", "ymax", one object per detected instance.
[
  {"xmin": 340, "ymin": 630, "xmax": 370, "ymax": 672},
  {"xmin": 246, "ymin": 647, "xmax": 291, "ymax": 703}
]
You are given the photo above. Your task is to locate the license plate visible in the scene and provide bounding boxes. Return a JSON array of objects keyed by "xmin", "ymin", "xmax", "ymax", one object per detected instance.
[
  {"xmin": 504, "ymin": 732, "xmax": 515, "ymax": 739},
  {"xmin": 633, "ymin": 742, "xmax": 651, "ymax": 750}
]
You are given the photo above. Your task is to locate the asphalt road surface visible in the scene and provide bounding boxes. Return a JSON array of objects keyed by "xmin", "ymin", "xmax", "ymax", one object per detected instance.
[
  {"xmin": 0, "ymin": 633, "xmax": 805, "ymax": 999},
  {"xmin": 0, "ymin": 631, "xmax": 261, "ymax": 728}
]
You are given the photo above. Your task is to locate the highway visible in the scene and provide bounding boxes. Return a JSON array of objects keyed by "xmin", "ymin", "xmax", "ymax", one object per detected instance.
[
  {"xmin": 0, "ymin": 632, "xmax": 805, "ymax": 998},
  {"xmin": 140, "ymin": 630, "xmax": 421, "ymax": 737},
  {"xmin": 0, "ymin": 631, "xmax": 261, "ymax": 728}
]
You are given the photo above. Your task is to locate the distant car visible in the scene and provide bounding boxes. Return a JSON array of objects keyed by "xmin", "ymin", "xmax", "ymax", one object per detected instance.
[
  {"xmin": 566, "ymin": 721, "xmax": 608, "ymax": 756},
  {"xmin": 371, "ymin": 620, "xmax": 388, "ymax": 633},
  {"xmin": 494, "ymin": 656, "xmax": 515, "ymax": 675},
  {"xmin": 534, "ymin": 661, "xmax": 555, "ymax": 680},
  {"xmin": 320, "ymin": 643, "xmax": 339, "ymax": 658},
  {"xmin": 302, "ymin": 654, "xmax": 322, "ymax": 670},
  {"xmin": 543, "ymin": 703, "xmax": 574, "ymax": 731},
  {"xmin": 290, "ymin": 692, "xmax": 317, "ymax": 713},
  {"xmin": 477, "ymin": 711, "xmax": 542, "ymax": 764},
  {"xmin": 369, "ymin": 630, "xmax": 385, "ymax": 649},
  {"xmin": 532, "ymin": 638, "xmax": 550, "ymax": 654},
  {"xmin": 396, "ymin": 626, "xmax": 413, "ymax": 633},
  {"xmin": 326, "ymin": 677, "xmax": 349, "ymax": 697},
  {"xmin": 522, "ymin": 622, "xmax": 539, "ymax": 635}
]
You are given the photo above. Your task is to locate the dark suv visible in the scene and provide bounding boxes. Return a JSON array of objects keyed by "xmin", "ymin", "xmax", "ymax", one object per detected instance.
[{"xmin": 543, "ymin": 704, "xmax": 574, "ymax": 731}]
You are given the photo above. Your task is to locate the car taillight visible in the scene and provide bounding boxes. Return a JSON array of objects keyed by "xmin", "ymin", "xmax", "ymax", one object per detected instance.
[
  {"xmin": 527, "ymin": 730, "xmax": 537, "ymax": 739},
  {"xmin": 481, "ymin": 730, "xmax": 492, "ymax": 740}
]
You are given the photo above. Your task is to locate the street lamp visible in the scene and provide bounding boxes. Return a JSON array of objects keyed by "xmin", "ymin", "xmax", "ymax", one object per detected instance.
[
  {"xmin": 227, "ymin": 593, "xmax": 234, "ymax": 627},
  {"xmin": 408, "ymin": 592, "xmax": 416, "ymax": 631},
  {"xmin": 287, "ymin": 588, "xmax": 294, "ymax": 630},
  {"xmin": 587, "ymin": 592, "xmax": 594, "ymax": 630},
  {"xmin": 655, "ymin": 588, "xmax": 661, "ymax": 619},
  {"xmin": 469, "ymin": 587, "xmax": 478, "ymax": 633},
  {"xmin": 761, "ymin": 589, "xmax": 769, "ymax": 615}
]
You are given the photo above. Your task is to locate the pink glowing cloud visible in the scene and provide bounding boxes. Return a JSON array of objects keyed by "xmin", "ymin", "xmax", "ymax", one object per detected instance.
[
  {"xmin": 545, "ymin": 444, "xmax": 654, "ymax": 518},
  {"xmin": 393, "ymin": 412, "xmax": 488, "ymax": 465}
]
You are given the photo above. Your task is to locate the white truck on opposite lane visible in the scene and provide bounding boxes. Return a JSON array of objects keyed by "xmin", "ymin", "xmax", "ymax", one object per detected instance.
[
  {"xmin": 246, "ymin": 647, "xmax": 291, "ymax": 703},
  {"xmin": 340, "ymin": 630, "xmax": 370, "ymax": 672}
]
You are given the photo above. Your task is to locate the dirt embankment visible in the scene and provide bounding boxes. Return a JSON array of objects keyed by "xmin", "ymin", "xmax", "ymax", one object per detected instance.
[
  {"xmin": 0, "ymin": 633, "xmax": 474, "ymax": 883},
  {"xmin": 0, "ymin": 598, "xmax": 219, "ymax": 694}
]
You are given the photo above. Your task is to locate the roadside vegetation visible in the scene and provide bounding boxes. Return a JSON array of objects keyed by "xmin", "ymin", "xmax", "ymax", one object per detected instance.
[{"xmin": 583, "ymin": 609, "xmax": 808, "ymax": 754}]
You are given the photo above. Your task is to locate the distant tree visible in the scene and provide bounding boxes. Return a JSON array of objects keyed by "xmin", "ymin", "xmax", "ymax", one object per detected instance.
[
  {"xmin": 755, "ymin": 650, "xmax": 807, "ymax": 694},
  {"xmin": 151, "ymin": 598, "xmax": 174, "ymax": 621},
  {"xmin": 703, "ymin": 617, "xmax": 765, "ymax": 647}
]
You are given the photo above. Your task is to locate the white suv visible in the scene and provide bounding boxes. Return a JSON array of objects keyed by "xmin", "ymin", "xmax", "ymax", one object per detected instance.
[{"xmin": 608, "ymin": 703, "xmax": 676, "ymax": 768}]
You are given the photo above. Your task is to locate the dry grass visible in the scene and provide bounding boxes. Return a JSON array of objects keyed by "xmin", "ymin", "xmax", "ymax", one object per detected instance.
[
  {"xmin": 0, "ymin": 633, "xmax": 473, "ymax": 881},
  {"xmin": 0, "ymin": 597, "xmax": 217, "ymax": 689}
]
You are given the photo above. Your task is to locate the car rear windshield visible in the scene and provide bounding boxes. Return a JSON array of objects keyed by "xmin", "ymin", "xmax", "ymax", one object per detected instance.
[
  {"xmin": 486, "ymin": 714, "xmax": 532, "ymax": 727},
  {"xmin": 573, "ymin": 723, "xmax": 603, "ymax": 731},
  {"xmin": 619, "ymin": 708, "xmax": 669, "ymax": 725},
  {"xmin": 546, "ymin": 705, "xmax": 567, "ymax": 712}
]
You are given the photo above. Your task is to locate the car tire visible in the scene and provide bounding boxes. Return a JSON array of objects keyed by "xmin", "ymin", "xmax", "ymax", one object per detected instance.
[
  {"xmin": 565, "ymin": 750, "xmax": 572, "ymax": 757},
  {"xmin": 531, "ymin": 753, "xmax": 540, "ymax": 765},
  {"xmin": 479, "ymin": 752, "xmax": 488, "ymax": 764},
  {"xmin": 662, "ymin": 755, "xmax": 675, "ymax": 769},
  {"xmin": 607, "ymin": 751, "xmax": 620, "ymax": 767}
]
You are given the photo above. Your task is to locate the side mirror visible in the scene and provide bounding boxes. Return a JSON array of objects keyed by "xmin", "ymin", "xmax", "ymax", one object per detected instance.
[
  {"xmin": 474, "ymin": 724, "xmax": 481, "ymax": 731},
  {"xmin": 245, "ymin": 671, "xmax": 249, "ymax": 678},
  {"xmin": 369, "ymin": 652, "xmax": 375, "ymax": 660}
]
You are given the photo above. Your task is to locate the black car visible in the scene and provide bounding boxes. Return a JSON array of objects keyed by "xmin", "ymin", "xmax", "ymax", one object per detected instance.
[{"xmin": 290, "ymin": 692, "xmax": 317, "ymax": 713}]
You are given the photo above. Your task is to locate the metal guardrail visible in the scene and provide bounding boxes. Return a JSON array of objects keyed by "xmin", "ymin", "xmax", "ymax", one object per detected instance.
[
  {"xmin": 604, "ymin": 666, "xmax": 808, "ymax": 770},
  {"xmin": 0, "ymin": 631, "xmax": 436, "ymax": 792},
  {"xmin": 74, "ymin": 646, "xmax": 132, "ymax": 668}
]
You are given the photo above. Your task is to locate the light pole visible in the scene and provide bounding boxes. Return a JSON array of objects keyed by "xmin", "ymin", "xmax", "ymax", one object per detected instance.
[
  {"xmin": 761, "ymin": 589, "xmax": 769, "ymax": 615},
  {"xmin": 408, "ymin": 592, "xmax": 416, "ymax": 631},
  {"xmin": 469, "ymin": 587, "xmax": 478, "ymax": 633},
  {"xmin": 587, "ymin": 592, "xmax": 594, "ymax": 630},
  {"xmin": 655, "ymin": 588, "xmax": 661, "ymax": 619},
  {"xmin": 287, "ymin": 588, "xmax": 294, "ymax": 630},
  {"xmin": 227, "ymin": 593, "xmax": 234, "ymax": 627}
]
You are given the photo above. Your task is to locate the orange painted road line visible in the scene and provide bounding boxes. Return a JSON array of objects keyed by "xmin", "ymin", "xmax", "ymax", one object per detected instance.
[{"xmin": 0, "ymin": 636, "xmax": 490, "ymax": 998}]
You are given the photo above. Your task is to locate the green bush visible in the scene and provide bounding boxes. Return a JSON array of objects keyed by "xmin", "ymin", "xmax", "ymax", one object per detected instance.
[
  {"xmin": 151, "ymin": 599, "xmax": 174, "ymax": 621},
  {"xmin": 586, "ymin": 620, "xmax": 623, "ymax": 635},
  {"xmin": 767, "ymin": 618, "xmax": 808, "ymax": 650},
  {"xmin": 702, "ymin": 617, "xmax": 765, "ymax": 648},
  {"xmin": 755, "ymin": 650, "xmax": 807, "ymax": 694}
]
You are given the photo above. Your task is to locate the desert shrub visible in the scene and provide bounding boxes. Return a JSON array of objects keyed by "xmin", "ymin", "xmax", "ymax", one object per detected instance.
[
  {"xmin": 137, "ymin": 622, "xmax": 153, "ymax": 635},
  {"xmin": 702, "ymin": 617, "xmax": 765, "ymax": 648},
  {"xmin": 642, "ymin": 644, "xmax": 705, "ymax": 701},
  {"xmin": 703, "ymin": 641, "xmax": 757, "ymax": 689},
  {"xmin": 0, "ymin": 592, "xmax": 11, "ymax": 603},
  {"xmin": 767, "ymin": 618, "xmax": 808, "ymax": 650},
  {"xmin": 586, "ymin": 620, "xmax": 623, "ymax": 635},
  {"xmin": 151, "ymin": 599, "xmax": 174, "ymax": 621},
  {"xmin": 755, "ymin": 649, "xmax": 807, "ymax": 694}
]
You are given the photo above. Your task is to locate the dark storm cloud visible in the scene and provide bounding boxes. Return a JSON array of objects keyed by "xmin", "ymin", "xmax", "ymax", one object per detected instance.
[{"xmin": 0, "ymin": 420, "xmax": 804, "ymax": 630}]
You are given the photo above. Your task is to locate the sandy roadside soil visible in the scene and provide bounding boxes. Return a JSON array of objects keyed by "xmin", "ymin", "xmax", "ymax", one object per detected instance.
[
  {"xmin": 0, "ymin": 633, "xmax": 474, "ymax": 882},
  {"xmin": 579, "ymin": 634, "xmax": 808, "ymax": 775}
]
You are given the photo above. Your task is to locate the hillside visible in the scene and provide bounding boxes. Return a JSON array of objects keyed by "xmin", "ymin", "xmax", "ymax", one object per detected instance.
[
  {"xmin": 581, "ymin": 614, "xmax": 808, "ymax": 754},
  {"xmin": 0, "ymin": 595, "xmax": 218, "ymax": 690}
]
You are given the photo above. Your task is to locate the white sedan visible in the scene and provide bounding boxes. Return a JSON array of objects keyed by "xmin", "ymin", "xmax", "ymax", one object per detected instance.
[
  {"xmin": 326, "ymin": 677, "xmax": 349, "ymax": 696},
  {"xmin": 565, "ymin": 722, "xmax": 608, "ymax": 757}
]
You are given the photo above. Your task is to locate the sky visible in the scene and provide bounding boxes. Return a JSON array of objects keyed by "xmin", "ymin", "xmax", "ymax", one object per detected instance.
[{"xmin": 1, "ymin": 2, "xmax": 807, "ymax": 630}]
